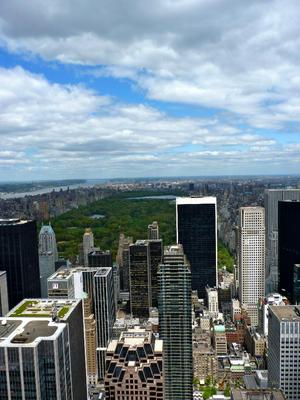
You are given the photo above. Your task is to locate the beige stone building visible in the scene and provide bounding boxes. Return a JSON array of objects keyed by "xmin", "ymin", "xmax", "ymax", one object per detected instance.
[
  {"xmin": 104, "ymin": 327, "xmax": 164, "ymax": 399},
  {"xmin": 193, "ymin": 332, "xmax": 217, "ymax": 380},
  {"xmin": 84, "ymin": 298, "xmax": 97, "ymax": 385}
]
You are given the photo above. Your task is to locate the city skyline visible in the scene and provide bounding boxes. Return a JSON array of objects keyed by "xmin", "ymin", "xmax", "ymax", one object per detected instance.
[{"xmin": 0, "ymin": 1, "xmax": 300, "ymax": 180}]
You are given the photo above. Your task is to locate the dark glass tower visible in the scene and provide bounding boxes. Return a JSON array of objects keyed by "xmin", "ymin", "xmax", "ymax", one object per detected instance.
[
  {"xmin": 0, "ymin": 219, "xmax": 40, "ymax": 308},
  {"xmin": 88, "ymin": 250, "xmax": 112, "ymax": 268},
  {"xmin": 158, "ymin": 245, "xmax": 193, "ymax": 400},
  {"xmin": 176, "ymin": 197, "xmax": 217, "ymax": 298},
  {"xmin": 278, "ymin": 200, "xmax": 300, "ymax": 301},
  {"xmin": 129, "ymin": 241, "xmax": 150, "ymax": 318},
  {"xmin": 148, "ymin": 239, "xmax": 163, "ymax": 308}
]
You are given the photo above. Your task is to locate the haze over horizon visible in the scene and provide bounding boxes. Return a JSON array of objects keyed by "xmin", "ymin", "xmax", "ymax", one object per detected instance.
[{"xmin": 0, "ymin": 1, "xmax": 300, "ymax": 180}]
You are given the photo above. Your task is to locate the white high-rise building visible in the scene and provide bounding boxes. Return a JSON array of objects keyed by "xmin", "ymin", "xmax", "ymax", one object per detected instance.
[
  {"xmin": 39, "ymin": 223, "xmax": 58, "ymax": 297},
  {"xmin": 268, "ymin": 306, "xmax": 300, "ymax": 400},
  {"xmin": 83, "ymin": 228, "xmax": 94, "ymax": 267},
  {"xmin": 206, "ymin": 286, "xmax": 219, "ymax": 319},
  {"xmin": 265, "ymin": 189, "xmax": 300, "ymax": 293},
  {"xmin": 237, "ymin": 207, "xmax": 265, "ymax": 326}
]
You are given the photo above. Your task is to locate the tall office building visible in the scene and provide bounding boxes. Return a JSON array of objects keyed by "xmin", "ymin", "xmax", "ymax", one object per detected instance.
[
  {"xmin": 38, "ymin": 223, "xmax": 58, "ymax": 297},
  {"xmin": 268, "ymin": 306, "xmax": 300, "ymax": 400},
  {"xmin": 88, "ymin": 249, "xmax": 112, "ymax": 268},
  {"xmin": 293, "ymin": 265, "xmax": 300, "ymax": 304},
  {"xmin": 1, "ymin": 298, "xmax": 87, "ymax": 400},
  {"xmin": 148, "ymin": 221, "xmax": 160, "ymax": 239},
  {"xmin": 158, "ymin": 244, "xmax": 193, "ymax": 400},
  {"xmin": 116, "ymin": 234, "xmax": 133, "ymax": 292},
  {"xmin": 93, "ymin": 267, "xmax": 116, "ymax": 380},
  {"xmin": 105, "ymin": 327, "xmax": 164, "ymax": 400},
  {"xmin": 148, "ymin": 239, "xmax": 163, "ymax": 308},
  {"xmin": 176, "ymin": 197, "xmax": 217, "ymax": 298},
  {"xmin": 0, "ymin": 271, "xmax": 9, "ymax": 316},
  {"xmin": 129, "ymin": 241, "xmax": 151, "ymax": 317},
  {"xmin": 0, "ymin": 219, "xmax": 41, "ymax": 308},
  {"xmin": 83, "ymin": 228, "xmax": 94, "ymax": 267},
  {"xmin": 278, "ymin": 200, "xmax": 300, "ymax": 301},
  {"xmin": 47, "ymin": 268, "xmax": 75, "ymax": 299},
  {"xmin": 237, "ymin": 207, "xmax": 265, "ymax": 326},
  {"xmin": 265, "ymin": 189, "xmax": 300, "ymax": 293},
  {"xmin": 84, "ymin": 297, "xmax": 97, "ymax": 385}
]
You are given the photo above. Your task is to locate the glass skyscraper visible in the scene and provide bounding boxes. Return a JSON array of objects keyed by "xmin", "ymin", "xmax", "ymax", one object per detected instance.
[
  {"xmin": 0, "ymin": 219, "xmax": 41, "ymax": 308},
  {"xmin": 176, "ymin": 197, "xmax": 217, "ymax": 298},
  {"xmin": 278, "ymin": 200, "xmax": 300, "ymax": 301},
  {"xmin": 158, "ymin": 245, "xmax": 193, "ymax": 400}
]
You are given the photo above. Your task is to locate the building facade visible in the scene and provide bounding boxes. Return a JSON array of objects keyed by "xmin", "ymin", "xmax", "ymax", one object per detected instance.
[
  {"xmin": 93, "ymin": 267, "xmax": 116, "ymax": 380},
  {"xmin": 268, "ymin": 306, "xmax": 300, "ymax": 400},
  {"xmin": 88, "ymin": 250, "xmax": 112, "ymax": 269},
  {"xmin": 176, "ymin": 197, "xmax": 217, "ymax": 298},
  {"xmin": 265, "ymin": 189, "xmax": 300, "ymax": 293},
  {"xmin": 129, "ymin": 241, "xmax": 151, "ymax": 317},
  {"xmin": 278, "ymin": 200, "xmax": 300, "ymax": 301},
  {"xmin": 148, "ymin": 221, "xmax": 160, "ymax": 240},
  {"xmin": 1, "ymin": 298, "xmax": 87, "ymax": 400},
  {"xmin": 237, "ymin": 207, "xmax": 265, "ymax": 326},
  {"xmin": 158, "ymin": 244, "xmax": 193, "ymax": 400},
  {"xmin": 0, "ymin": 219, "xmax": 41, "ymax": 308},
  {"xmin": 104, "ymin": 327, "xmax": 164, "ymax": 399},
  {"xmin": 83, "ymin": 228, "xmax": 94, "ymax": 267}
]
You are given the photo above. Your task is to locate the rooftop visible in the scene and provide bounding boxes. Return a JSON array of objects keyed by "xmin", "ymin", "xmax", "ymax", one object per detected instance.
[
  {"xmin": 176, "ymin": 196, "xmax": 216, "ymax": 205},
  {"xmin": 7, "ymin": 299, "xmax": 79, "ymax": 319},
  {"xmin": 231, "ymin": 388, "xmax": 286, "ymax": 400},
  {"xmin": 0, "ymin": 218, "xmax": 31, "ymax": 226},
  {"xmin": 48, "ymin": 269, "xmax": 73, "ymax": 281},
  {"xmin": 269, "ymin": 305, "xmax": 300, "ymax": 321}
]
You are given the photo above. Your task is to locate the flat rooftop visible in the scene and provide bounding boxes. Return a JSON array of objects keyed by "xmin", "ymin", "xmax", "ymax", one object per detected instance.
[
  {"xmin": 231, "ymin": 388, "xmax": 286, "ymax": 400},
  {"xmin": 7, "ymin": 299, "xmax": 79, "ymax": 319},
  {"xmin": 0, "ymin": 318, "xmax": 65, "ymax": 347},
  {"xmin": 0, "ymin": 218, "xmax": 31, "ymax": 225},
  {"xmin": 48, "ymin": 269, "xmax": 73, "ymax": 281},
  {"xmin": 269, "ymin": 305, "xmax": 300, "ymax": 321}
]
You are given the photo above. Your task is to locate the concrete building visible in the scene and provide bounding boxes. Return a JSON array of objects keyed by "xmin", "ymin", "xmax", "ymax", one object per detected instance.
[
  {"xmin": 38, "ymin": 223, "xmax": 58, "ymax": 297},
  {"xmin": 0, "ymin": 271, "xmax": 9, "ymax": 316},
  {"xmin": 47, "ymin": 268, "xmax": 75, "ymax": 298},
  {"xmin": 93, "ymin": 267, "xmax": 116, "ymax": 381},
  {"xmin": 206, "ymin": 286, "xmax": 219, "ymax": 319},
  {"xmin": 231, "ymin": 388, "xmax": 286, "ymax": 399},
  {"xmin": 193, "ymin": 332, "xmax": 217, "ymax": 381},
  {"xmin": 116, "ymin": 233, "xmax": 133, "ymax": 292},
  {"xmin": 1, "ymin": 298, "xmax": 87, "ymax": 399},
  {"xmin": 232, "ymin": 299, "xmax": 242, "ymax": 320},
  {"xmin": 265, "ymin": 189, "xmax": 300, "ymax": 293},
  {"xmin": 158, "ymin": 245, "xmax": 193, "ymax": 400},
  {"xmin": 268, "ymin": 306, "xmax": 300, "ymax": 400},
  {"xmin": 0, "ymin": 219, "xmax": 41, "ymax": 308},
  {"xmin": 176, "ymin": 197, "xmax": 217, "ymax": 298},
  {"xmin": 258, "ymin": 293, "xmax": 286, "ymax": 336},
  {"xmin": 237, "ymin": 207, "xmax": 265, "ymax": 326},
  {"xmin": 148, "ymin": 220, "xmax": 160, "ymax": 239},
  {"xmin": 213, "ymin": 325, "xmax": 227, "ymax": 355},
  {"xmin": 245, "ymin": 326, "xmax": 266, "ymax": 357},
  {"xmin": 83, "ymin": 228, "xmax": 94, "ymax": 267},
  {"xmin": 104, "ymin": 327, "xmax": 164, "ymax": 399},
  {"xmin": 84, "ymin": 297, "xmax": 97, "ymax": 385}
]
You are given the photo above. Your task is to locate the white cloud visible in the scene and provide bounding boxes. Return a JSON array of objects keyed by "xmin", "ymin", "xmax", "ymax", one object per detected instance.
[{"xmin": 0, "ymin": 65, "xmax": 292, "ymax": 179}]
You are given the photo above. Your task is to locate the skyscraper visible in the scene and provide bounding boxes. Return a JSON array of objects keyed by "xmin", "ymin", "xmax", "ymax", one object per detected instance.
[
  {"xmin": 176, "ymin": 197, "xmax": 217, "ymax": 298},
  {"xmin": 148, "ymin": 239, "xmax": 163, "ymax": 308},
  {"xmin": 268, "ymin": 306, "xmax": 300, "ymax": 400},
  {"xmin": 38, "ymin": 223, "xmax": 58, "ymax": 297},
  {"xmin": 93, "ymin": 267, "xmax": 116, "ymax": 380},
  {"xmin": 105, "ymin": 327, "xmax": 164, "ymax": 400},
  {"xmin": 158, "ymin": 244, "xmax": 193, "ymax": 400},
  {"xmin": 278, "ymin": 200, "xmax": 300, "ymax": 301},
  {"xmin": 237, "ymin": 207, "xmax": 265, "ymax": 326},
  {"xmin": 116, "ymin": 233, "xmax": 133, "ymax": 292},
  {"xmin": 129, "ymin": 240, "xmax": 151, "ymax": 317},
  {"xmin": 264, "ymin": 189, "xmax": 300, "ymax": 293},
  {"xmin": 0, "ymin": 271, "xmax": 9, "ymax": 316},
  {"xmin": 1, "ymin": 298, "xmax": 87, "ymax": 400},
  {"xmin": 0, "ymin": 219, "xmax": 41, "ymax": 308},
  {"xmin": 88, "ymin": 249, "xmax": 112, "ymax": 268},
  {"xmin": 148, "ymin": 221, "xmax": 160, "ymax": 240},
  {"xmin": 83, "ymin": 228, "xmax": 94, "ymax": 267}
]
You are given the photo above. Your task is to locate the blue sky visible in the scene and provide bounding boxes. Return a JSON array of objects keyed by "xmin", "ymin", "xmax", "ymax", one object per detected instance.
[{"xmin": 0, "ymin": 0, "xmax": 300, "ymax": 180}]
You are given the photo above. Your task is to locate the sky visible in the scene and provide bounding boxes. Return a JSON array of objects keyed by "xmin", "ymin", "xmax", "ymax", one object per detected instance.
[{"xmin": 0, "ymin": 0, "xmax": 300, "ymax": 180}]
